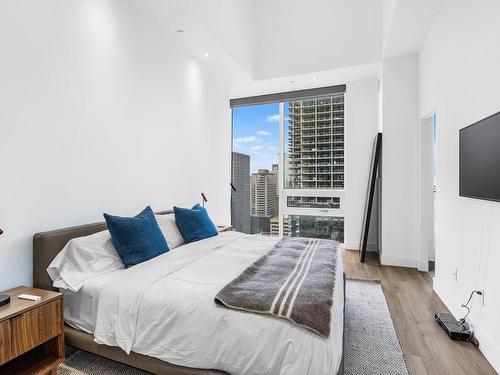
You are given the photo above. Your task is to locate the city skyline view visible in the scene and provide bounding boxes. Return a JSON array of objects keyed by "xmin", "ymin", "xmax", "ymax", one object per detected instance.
[
  {"xmin": 231, "ymin": 94, "xmax": 345, "ymax": 241},
  {"xmin": 232, "ymin": 103, "xmax": 280, "ymax": 173}
]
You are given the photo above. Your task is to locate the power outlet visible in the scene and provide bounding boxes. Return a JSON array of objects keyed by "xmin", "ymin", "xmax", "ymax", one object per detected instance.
[
  {"xmin": 452, "ymin": 268, "xmax": 458, "ymax": 282},
  {"xmin": 480, "ymin": 290, "xmax": 485, "ymax": 306}
]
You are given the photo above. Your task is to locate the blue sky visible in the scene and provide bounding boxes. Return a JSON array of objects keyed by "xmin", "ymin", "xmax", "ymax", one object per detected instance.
[{"xmin": 232, "ymin": 103, "xmax": 280, "ymax": 173}]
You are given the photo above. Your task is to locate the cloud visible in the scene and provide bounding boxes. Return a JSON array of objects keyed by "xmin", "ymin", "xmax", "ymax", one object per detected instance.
[
  {"xmin": 233, "ymin": 143, "xmax": 245, "ymax": 150},
  {"xmin": 233, "ymin": 136, "xmax": 257, "ymax": 149},
  {"xmin": 233, "ymin": 136, "xmax": 256, "ymax": 143},
  {"xmin": 257, "ymin": 130, "xmax": 271, "ymax": 136},
  {"xmin": 267, "ymin": 146, "xmax": 276, "ymax": 151},
  {"xmin": 250, "ymin": 145, "xmax": 263, "ymax": 151},
  {"xmin": 266, "ymin": 114, "xmax": 280, "ymax": 122},
  {"xmin": 266, "ymin": 114, "xmax": 291, "ymax": 123}
]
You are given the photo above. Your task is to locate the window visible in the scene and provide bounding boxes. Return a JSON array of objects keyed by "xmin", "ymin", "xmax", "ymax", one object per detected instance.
[
  {"xmin": 231, "ymin": 86, "xmax": 345, "ymax": 242},
  {"xmin": 287, "ymin": 196, "xmax": 340, "ymax": 209},
  {"xmin": 283, "ymin": 215, "xmax": 344, "ymax": 242},
  {"xmin": 231, "ymin": 103, "xmax": 279, "ymax": 235},
  {"xmin": 284, "ymin": 95, "xmax": 345, "ymax": 190}
]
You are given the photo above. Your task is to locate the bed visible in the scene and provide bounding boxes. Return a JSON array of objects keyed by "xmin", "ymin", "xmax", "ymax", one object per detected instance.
[{"xmin": 33, "ymin": 214, "xmax": 345, "ymax": 375}]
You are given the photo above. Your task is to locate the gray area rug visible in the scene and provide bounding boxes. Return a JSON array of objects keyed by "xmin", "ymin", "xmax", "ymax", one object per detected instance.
[
  {"xmin": 58, "ymin": 350, "xmax": 150, "ymax": 375},
  {"xmin": 59, "ymin": 279, "xmax": 409, "ymax": 375},
  {"xmin": 345, "ymin": 279, "xmax": 409, "ymax": 375}
]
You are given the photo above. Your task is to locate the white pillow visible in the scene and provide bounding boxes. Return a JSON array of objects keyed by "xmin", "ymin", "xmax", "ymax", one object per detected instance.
[
  {"xmin": 155, "ymin": 214, "xmax": 184, "ymax": 250},
  {"xmin": 47, "ymin": 230, "xmax": 124, "ymax": 292}
]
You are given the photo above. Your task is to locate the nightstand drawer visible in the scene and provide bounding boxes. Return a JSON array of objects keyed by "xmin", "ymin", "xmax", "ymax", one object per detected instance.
[
  {"xmin": 0, "ymin": 321, "xmax": 11, "ymax": 365},
  {"xmin": 39, "ymin": 299, "xmax": 62, "ymax": 341},
  {"xmin": 9, "ymin": 299, "xmax": 61, "ymax": 359},
  {"xmin": 10, "ymin": 309, "xmax": 39, "ymax": 358}
]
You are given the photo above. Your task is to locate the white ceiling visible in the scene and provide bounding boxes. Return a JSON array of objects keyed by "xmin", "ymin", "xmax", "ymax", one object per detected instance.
[
  {"xmin": 131, "ymin": 0, "xmax": 382, "ymax": 81},
  {"xmin": 253, "ymin": 0, "xmax": 383, "ymax": 80},
  {"xmin": 230, "ymin": 62, "xmax": 380, "ymax": 99},
  {"xmin": 130, "ymin": 0, "xmax": 444, "ymax": 90},
  {"xmin": 382, "ymin": 0, "xmax": 445, "ymax": 59},
  {"xmin": 128, "ymin": 0, "xmax": 255, "ymax": 85}
]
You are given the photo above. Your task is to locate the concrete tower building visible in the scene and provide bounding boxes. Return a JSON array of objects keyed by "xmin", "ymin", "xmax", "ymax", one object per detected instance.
[
  {"xmin": 250, "ymin": 169, "xmax": 278, "ymax": 217},
  {"xmin": 250, "ymin": 169, "xmax": 278, "ymax": 234},
  {"xmin": 287, "ymin": 95, "xmax": 345, "ymax": 190}
]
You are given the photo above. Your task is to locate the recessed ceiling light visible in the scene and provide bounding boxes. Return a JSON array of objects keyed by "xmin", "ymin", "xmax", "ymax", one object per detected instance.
[
  {"xmin": 312, "ymin": 76, "xmax": 317, "ymax": 81},
  {"xmin": 204, "ymin": 52, "xmax": 209, "ymax": 57},
  {"xmin": 176, "ymin": 29, "xmax": 184, "ymax": 33},
  {"xmin": 290, "ymin": 80, "xmax": 295, "ymax": 83}
]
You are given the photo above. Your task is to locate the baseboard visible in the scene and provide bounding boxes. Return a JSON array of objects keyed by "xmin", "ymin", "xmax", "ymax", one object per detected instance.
[
  {"xmin": 379, "ymin": 253, "xmax": 417, "ymax": 268},
  {"xmin": 433, "ymin": 278, "xmax": 461, "ymax": 316},
  {"xmin": 417, "ymin": 259, "xmax": 429, "ymax": 272},
  {"xmin": 345, "ymin": 241, "xmax": 378, "ymax": 252},
  {"xmin": 434, "ymin": 278, "xmax": 500, "ymax": 373},
  {"xmin": 474, "ymin": 326, "xmax": 500, "ymax": 372}
]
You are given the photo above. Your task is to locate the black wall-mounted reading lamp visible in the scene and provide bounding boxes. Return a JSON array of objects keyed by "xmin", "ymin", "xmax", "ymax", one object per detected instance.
[
  {"xmin": 0, "ymin": 229, "xmax": 10, "ymax": 307},
  {"xmin": 200, "ymin": 183, "xmax": 236, "ymax": 208}
]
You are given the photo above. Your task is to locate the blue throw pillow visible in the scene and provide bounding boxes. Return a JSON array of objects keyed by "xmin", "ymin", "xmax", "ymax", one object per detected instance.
[
  {"xmin": 104, "ymin": 206, "xmax": 169, "ymax": 268},
  {"xmin": 174, "ymin": 204, "xmax": 218, "ymax": 243}
]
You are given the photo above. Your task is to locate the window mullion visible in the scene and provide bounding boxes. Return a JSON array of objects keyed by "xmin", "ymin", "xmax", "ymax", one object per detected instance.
[{"xmin": 278, "ymin": 102, "xmax": 285, "ymax": 237}]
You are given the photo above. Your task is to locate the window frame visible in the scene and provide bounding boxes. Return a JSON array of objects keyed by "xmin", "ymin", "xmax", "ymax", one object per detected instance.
[{"xmin": 230, "ymin": 87, "xmax": 347, "ymax": 242}]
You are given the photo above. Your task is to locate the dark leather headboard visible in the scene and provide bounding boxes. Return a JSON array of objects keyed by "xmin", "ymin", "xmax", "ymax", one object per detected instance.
[{"xmin": 33, "ymin": 210, "xmax": 173, "ymax": 291}]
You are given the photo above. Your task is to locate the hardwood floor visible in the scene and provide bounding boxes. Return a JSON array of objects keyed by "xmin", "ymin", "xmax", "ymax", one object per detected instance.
[{"xmin": 343, "ymin": 250, "xmax": 497, "ymax": 375}]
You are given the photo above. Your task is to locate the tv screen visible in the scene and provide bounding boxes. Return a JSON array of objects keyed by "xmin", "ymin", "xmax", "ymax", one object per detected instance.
[{"xmin": 460, "ymin": 111, "xmax": 500, "ymax": 202}]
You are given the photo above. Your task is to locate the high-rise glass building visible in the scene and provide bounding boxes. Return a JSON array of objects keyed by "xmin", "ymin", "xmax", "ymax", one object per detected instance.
[
  {"xmin": 286, "ymin": 95, "xmax": 345, "ymax": 190},
  {"xmin": 231, "ymin": 152, "xmax": 251, "ymax": 233}
]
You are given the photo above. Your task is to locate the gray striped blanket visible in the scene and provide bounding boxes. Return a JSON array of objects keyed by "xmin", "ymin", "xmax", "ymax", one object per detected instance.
[{"xmin": 215, "ymin": 237, "xmax": 338, "ymax": 337}]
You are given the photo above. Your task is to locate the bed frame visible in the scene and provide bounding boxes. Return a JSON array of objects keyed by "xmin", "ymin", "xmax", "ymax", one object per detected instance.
[{"xmin": 32, "ymin": 213, "xmax": 345, "ymax": 375}]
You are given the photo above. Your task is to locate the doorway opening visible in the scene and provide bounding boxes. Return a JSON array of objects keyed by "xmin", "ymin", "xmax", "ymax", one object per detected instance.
[{"xmin": 418, "ymin": 112, "xmax": 437, "ymax": 273}]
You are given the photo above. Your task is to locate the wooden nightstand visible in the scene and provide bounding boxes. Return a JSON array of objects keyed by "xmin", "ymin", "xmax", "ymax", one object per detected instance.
[
  {"xmin": 217, "ymin": 225, "xmax": 234, "ymax": 233},
  {"xmin": 0, "ymin": 286, "xmax": 64, "ymax": 375}
]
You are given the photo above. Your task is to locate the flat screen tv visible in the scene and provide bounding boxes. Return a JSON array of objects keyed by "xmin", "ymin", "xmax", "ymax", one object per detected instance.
[{"xmin": 460, "ymin": 111, "xmax": 500, "ymax": 202}]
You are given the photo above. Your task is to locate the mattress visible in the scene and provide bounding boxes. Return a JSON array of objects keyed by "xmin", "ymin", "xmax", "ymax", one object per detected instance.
[{"xmin": 65, "ymin": 232, "xmax": 344, "ymax": 375}]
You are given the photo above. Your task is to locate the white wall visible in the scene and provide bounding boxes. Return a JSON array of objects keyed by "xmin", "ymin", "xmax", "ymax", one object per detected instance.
[
  {"xmin": 420, "ymin": 0, "xmax": 500, "ymax": 370},
  {"xmin": 380, "ymin": 55, "xmax": 419, "ymax": 267},
  {"xmin": 0, "ymin": 0, "xmax": 231, "ymax": 290},
  {"xmin": 345, "ymin": 79, "xmax": 380, "ymax": 251}
]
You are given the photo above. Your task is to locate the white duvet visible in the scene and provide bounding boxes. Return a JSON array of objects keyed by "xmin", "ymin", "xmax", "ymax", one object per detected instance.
[{"xmin": 93, "ymin": 231, "xmax": 344, "ymax": 375}]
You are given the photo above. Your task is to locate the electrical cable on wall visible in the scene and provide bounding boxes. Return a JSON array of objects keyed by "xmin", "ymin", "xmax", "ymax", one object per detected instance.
[{"xmin": 457, "ymin": 290, "xmax": 482, "ymax": 347}]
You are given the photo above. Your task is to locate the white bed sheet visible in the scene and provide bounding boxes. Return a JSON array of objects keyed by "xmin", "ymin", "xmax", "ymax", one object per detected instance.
[
  {"xmin": 62, "ymin": 271, "xmax": 119, "ymax": 333},
  {"xmin": 88, "ymin": 231, "xmax": 344, "ymax": 375}
]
